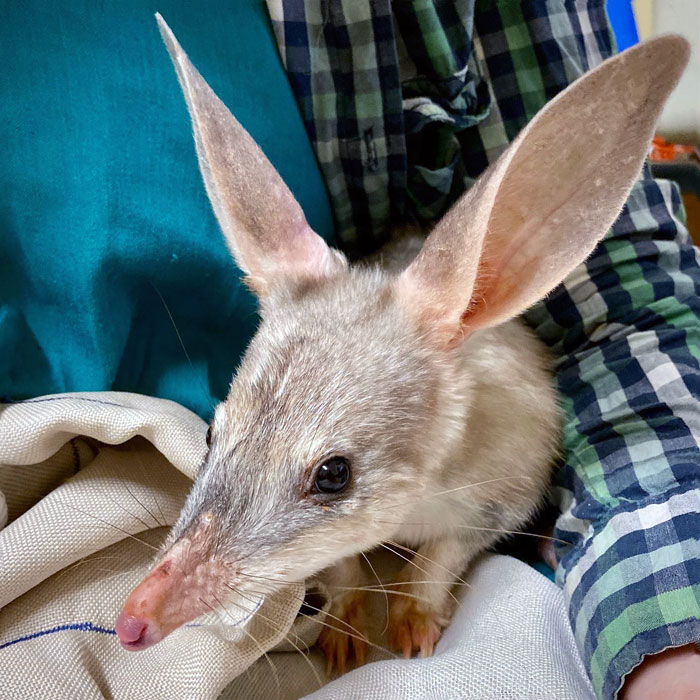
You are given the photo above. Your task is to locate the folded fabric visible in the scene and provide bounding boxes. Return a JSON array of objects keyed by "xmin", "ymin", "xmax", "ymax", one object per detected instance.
[
  {"xmin": 0, "ymin": 393, "xmax": 306, "ymax": 698},
  {"xmin": 0, "ymin": 392, "xmax": 595, "ymax": 699}
]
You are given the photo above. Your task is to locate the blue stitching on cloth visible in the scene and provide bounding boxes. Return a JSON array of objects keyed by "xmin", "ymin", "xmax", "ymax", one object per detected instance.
[
  {"xmin": 0, "ymin": 622, "xmax": 116, "ymax": 649},
  {"xmin": 0, "ymin": 621, "xmax": 208, "ymax": 650}
]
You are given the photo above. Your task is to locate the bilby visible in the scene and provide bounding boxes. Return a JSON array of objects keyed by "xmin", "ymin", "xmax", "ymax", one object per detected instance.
[{"xmin": 115, "ymin": 14, "xmax": 689, "ymax": 673}]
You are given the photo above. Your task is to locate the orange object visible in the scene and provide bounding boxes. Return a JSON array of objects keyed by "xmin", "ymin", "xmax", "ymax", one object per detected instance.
[{"xmin": 650, "ymin": 135, "xmax": 700, "ymax": 163}]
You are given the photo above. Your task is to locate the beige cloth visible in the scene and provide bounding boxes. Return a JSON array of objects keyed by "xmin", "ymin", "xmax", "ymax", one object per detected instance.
[
  {"xmin": 0, "ymin": 392, "xmax": 595, "ymax": 699},
  {"xmin": 0, "ymin": 393, "xmax": 308, "ymax": 699}
]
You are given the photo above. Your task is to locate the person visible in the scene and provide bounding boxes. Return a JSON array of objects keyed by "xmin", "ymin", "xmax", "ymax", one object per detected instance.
[
  {"xmin": 1, "ymin": 1, "xmax": 699, "ymax": 698},
  {"xmin": 265, "ymin": 3, "xmax": 700, "ymax": 697}
]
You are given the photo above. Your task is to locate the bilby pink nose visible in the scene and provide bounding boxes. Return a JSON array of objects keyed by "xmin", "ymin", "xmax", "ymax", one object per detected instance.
[
  {"xmin": 114, "ymin": 558, "xmax": 182, "ymax": 651},
  {"xmin": 114, "ymin": 545, "xmax": 224, "ymax": 651},
  {"xmin": 115, "ymin": 528, "xmax": 233, "ymax": 651},
  {"xmin": 115, "ymin": 612, "xmax": 162, "ymax": 650}
]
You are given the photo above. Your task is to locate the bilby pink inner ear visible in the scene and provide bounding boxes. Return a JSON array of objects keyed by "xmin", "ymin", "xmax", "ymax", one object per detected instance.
[
  {"xmin": 156, "ymin": 14, "xmax": 346, "ymax": 299},
  {"xmin": 397, "ymin": 35, "xmax": 690, "ymax": 349}
]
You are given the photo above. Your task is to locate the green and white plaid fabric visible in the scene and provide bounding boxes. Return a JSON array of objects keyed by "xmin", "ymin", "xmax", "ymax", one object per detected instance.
[
  {"xmin": 266, "ymin": 0, "xmax": 405, "ymax": 259},
  {"xmin": 266, "ymin": 1, "xmax": 700, "ymax": 698}
]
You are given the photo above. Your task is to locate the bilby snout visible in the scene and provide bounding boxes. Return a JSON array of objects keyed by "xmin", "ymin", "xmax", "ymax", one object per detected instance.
[{"xmin": 115, "ymin": 526, "xmax": 233, "ymax": 651}]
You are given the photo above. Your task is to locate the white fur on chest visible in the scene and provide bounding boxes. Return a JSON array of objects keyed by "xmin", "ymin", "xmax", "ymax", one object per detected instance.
[
  {"xmin": 393, "ymin": 320, "xmax": 560, "ymax": 551},
  {"xmin": 399, "ymin": 496, "xmax": 473, "ymax": 546}
]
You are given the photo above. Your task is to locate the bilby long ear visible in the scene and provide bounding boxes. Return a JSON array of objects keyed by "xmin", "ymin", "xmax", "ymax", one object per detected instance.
[
  {"xmin": 156, "ymin": 14, "xmax": 346, "ymax": 299},
  {"xmin": 397, "ymin": 36, "xmax": 690, "ymax": 348}
]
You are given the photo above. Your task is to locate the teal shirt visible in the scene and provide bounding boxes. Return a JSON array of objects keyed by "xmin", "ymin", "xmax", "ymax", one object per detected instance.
[{"xmin": 0, "ymin": 0, "xmax": 334, "ymax": 419}]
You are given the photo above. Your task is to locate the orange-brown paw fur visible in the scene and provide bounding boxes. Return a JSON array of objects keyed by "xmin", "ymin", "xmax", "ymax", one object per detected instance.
[
  {"xmin": 388, "ymin": 597, "xmax": 448, "ymax": 659},
  {"xmin": 317, "ymin": 592, "xmax": 368, "ymax": 676}
]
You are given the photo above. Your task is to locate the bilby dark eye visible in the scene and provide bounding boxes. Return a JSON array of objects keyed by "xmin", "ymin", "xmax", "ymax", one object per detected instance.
[
  {"xmin": 206, "ymin": 426, "xmax": 213, "ymax": 447},
  {"xmin": 314, "ymin": 457, "xmax": 351, "ymax": 494}
]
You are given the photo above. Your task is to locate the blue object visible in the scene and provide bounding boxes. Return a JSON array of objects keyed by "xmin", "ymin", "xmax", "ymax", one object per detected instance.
[
  {"xmin": 607, "ymin": 0, "xmax": 640, "ymax": 52},
  {"xmin": 0, "ymin": 1, "xmax": 335, "ymax": 419},
  {"xmin": 532, "ymin": 560, "xmax": 556, "ymax": 583}
]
